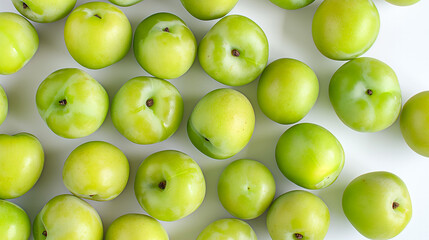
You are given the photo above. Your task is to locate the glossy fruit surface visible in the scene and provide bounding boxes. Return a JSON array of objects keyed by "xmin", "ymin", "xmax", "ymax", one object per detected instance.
[
  {"xmin": 386, "ymin": 0, "xmax": 419, "ymax": 6},
  {"xmin": 105, "ymin": 214, "xmax": 168, "ymax": 240},
  {"xmin": 0, "ymin": 85, "xmax": 7, "ymax": 126},
  {"xmin": 269, "ymin": 0, "xmax": 315, "ymax": 9},
  {"xmin": 180, "ymin": 0, "xmax": 239, "ymax": 20},
  {"xmin": 0, "ymin": 200, "xmax": 31, "ymax": 240},
  {"xmin": 12, "ymin": 0, "xmax": 76, "ymax": 23},
  {"xmin": 109, "ymin": 0, "xmax": 143, "ymax": 6},
  {"xmin": 197, "ymin": 218, "xmax": 257, "ymax": 240}
]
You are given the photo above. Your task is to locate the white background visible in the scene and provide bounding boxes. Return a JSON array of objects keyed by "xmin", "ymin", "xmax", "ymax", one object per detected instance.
[{"xmin": 1, "ymin": 0, "xmax": 429, "ymax": 239}]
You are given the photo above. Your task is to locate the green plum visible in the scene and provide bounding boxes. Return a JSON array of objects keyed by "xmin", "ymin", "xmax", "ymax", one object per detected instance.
[
  {"xmin": 269, "ymin": 0, "xmax": 315, "ymax": 9},
  {"xmin": 36, "ymin": 68, "xmax": 109, "ymax": 139},
  {"xmin": 0, "ymin": 85, "xmax": 7, "ymax": 126},
  {"xmin": 400, "ymin": 91, "xmax": 429, "ymax": 157},
  {"xmin": 105, "ymin": 214, "xmax": 168, "ymax": 240},
  {"xmin": 12, "ymin": 0, "xmax": 76, "ymax": 23},
  {"xmin": 187, "ymin": 88, "xmax": 255, "ymax": 159},
  {"xmin": 342, "ymin": 171, "xmax": 412, "ymax": 239},
  {"xmin": 0, "ymin": 200, "xmax": 30, "ymax": 240},
  {"xmin": 267, "ymin": 190, "xmax": 330, "ymax": 240},
  {"xmin": 109, "ymin": 0, "xmax": 143, "ymax": 7},
  {"xmin": 257, "ymin": 58, "xmax": 319, "ymax": 124},
  {"xmin": 197, "ymin": 218, "xmax": 257, "ymax": 240},
  {"xmin": 134, "ymin": 12, "xmax": 197, "ymax": 79},
  {"xmin": 276, "ymin": 123, "xmax": 344, "ymax": 189},
  {"xmin": 385, "ymin": 0, "xmax": 419, "ymax": 6},
  {"xmin": 0, "ymin": 133, "xmax": 44, "ymax": 199},
  {"xmin": 312, "ymin": 0, "xmax": 380, "ymax": 60},
  {"xmin": 329, "ymin": 57, "xmax": 401, "ymax": 132},
  {"xmin": 180, "ymin": 0, "xmax": 239, "ymax": 20},
  {"xmin": 0, "ymin": 12, "xmax": 38, "ymax": 75},
  {"xmin": 33, "ymin": 194, "xmax": 103, "ymax": 240},
  {"xmin": 134, "ymin": 150, "xmax": 206, "ymax": 221},
  {"xmin": 63, "ymin": 141, "xmax": 129, "ymax": 201},
  {"xmin": 218, "ymin": 159, "xmax": 276, "ymax": 219},
  {"xmin": 198, "ymin": 15, "xmax": 269, "ymax": 86},
  {"xmin": 111, "ymin": 76, "xmax": 183, "ymax": 144},
  {"xmin": 64, "ymin": 2, "xmax": 132, "ymax": 69}
]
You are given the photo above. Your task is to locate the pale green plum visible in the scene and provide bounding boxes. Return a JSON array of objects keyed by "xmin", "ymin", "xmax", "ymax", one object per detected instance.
[
  {"xmin": 64, "ymin": 2, "xmax": 132, "ymax": 69},
  {"xmin": 0, "ymin": 85, "xmax": 7, "ymax": 126},
  {"xmin": 187, "ymin": 88, "xmax": 255, "ymax": 159},
  {"xmin": 197, "ymin": 218, "xmax": 257, "ymax": 240},
  {"xmin": 0, "ymin": 200, "xmax": 30, "ymax": 240},
  {"xmin": 36, "ymin": 68, "xmax": 109, "ymax": 139},
  {"xmin": 111, "ymin": 76, "xmax": 183, "ymax": 144},
  {"xmin": 269, "ymin": 0, "xmax": 315, "ymax": 9},
  {"xmin": 312, "ymin": 0, "xmax": 380, "ymax": 60},
  {"xmin": 400, "ymin": 91, "xmax": 429, "ymax": 157},
  {"xmin": 180, "ymin": 0, "xmax": 239, "ymax": 20},
  {"xmin": 257, "ymin": 58, "xmax": 319, "ymax": 124},
  {"xmin": 267, "ymin": 190, "xmax": 330, "ymax": 240},
  {"xmin": 276, "ymin": 123, "xmax": 344, "ymax": 189},
  {"xmin": 33, "ymin": 194, "xmax": 103, "ymax": 240},
  {"xmin": 342, "ymin": 172, "xmax": 412, "ymax": 239},
  {"xmin": 105, "ymin": 214, "xmax": 169, "ymax": 240},
  {"xmin": 134, "ymin": 150, "xmax": 206, "ymax": 221},
  {"xmin": 198, "ymin": 15, "xmax": 269, "ymax": 86},
  {"xmin": 134, "ymin": 12, "xmax": 197, "ymax": 79},
  {"xmin": 63, "ymin": 141, "xmax": 129, "ymax": 201},
  {"xmin": 330, "ymin": 57, "xmax": 401, "ymax": 132},
  {"xmin": 0, "ymin": 12, "xmax": 38, "ymax": 75},
  {"xmin": 218, "ymin": 159, "xmax": 276, "ymax": 219},
  {"xmin": 109, "ymin": 0, "xmax": 143, "ymax": 7},
  {"xmin": 12, "ymin": 0, "xmax": 76, "ymax": 23},
  {"xmin": 386, "ymin": 0, "xmax": 419, "ymax": 6},
  {"xmin": 0, "ymin": 133, "xmax": 44, "ymax": 199}
]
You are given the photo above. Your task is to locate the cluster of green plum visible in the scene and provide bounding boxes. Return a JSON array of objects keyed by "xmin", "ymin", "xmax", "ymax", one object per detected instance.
[{"xmin": 0, "ymin": 0, "xmax": 427, "ymax": 239}]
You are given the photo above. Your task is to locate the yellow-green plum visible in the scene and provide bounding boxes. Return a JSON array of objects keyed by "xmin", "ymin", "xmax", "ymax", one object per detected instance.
[
  {"xmin": 105, "ymin": 214, "xmax": 169, "ymax": 240},
  {"xmin": 400, "ymin": 91, "xmax": 429, "ymax": 157},
  {"xmin": 12, "ymin": 0, "xmax": 76, "ymax": 23},
  {"xmin": 0, "ymin": 133, "xmax": 44, "ymax": 199},
  {"xmin": 0, "ymin": 85, "xmax": 7, "ymax": 126},
  {"xmin": 269, "ymin": 0, "xmax": 315, "ymax": 9},
  {"xmin": 385, "ymin": 0, "xmax": 419, "ymax": 6},
  {"xmin": 342, "ymin": 172, "xmax": 412, "ymax": 239},
  {"xmin": 63, "ymin": 141, "xmax": 129, "ymax": 201},
  {"xmin": 276, "ymin": 123, "xmax": 344, "ymax": 189},
  {"xmin": 36, "ymin": 68, "xmax": 109, "ymax": 139},
  {"xmin": 111, "ymin": 76, "xmax": 183, "ymax": 145},
  {"xmin": 33, "ymin": 194, "xmax": 103, "ymax": 240},
  {"xmin": 134, "ymin": 150, "xmax": 206, "ymax": 221},
  {"xmin": 109, "ymin": 0, "xmax": 143, "ymax": 7},
  {"xmin": 64, "ymin": 2, "xmax": 132, "ymax": 69},
  {"xmin": 0, "ymin": 12, "xmax": 38, "ymax": 75},
  {"xmin": 197, "ymin": 218, "xmax": 257, "ymax": 240},
  {"xmin": 180, "ymin": 0, "xmax": 239, "ymax": 20},
  {"xmin": 187, "ymin": 88, "xmax": 255, "ymax": 159},
  {"xmin": 257, "ymin": 58, "xmax": 319, "ymax": 124},
  {"xmin": 0, "ymin": 200, "xmax": 30, "ymax": 240},
  {"xmin": 312, "ymin": 0, "xmax": 380, "ymax": 60},
  {"xmin": 134, "ymin": 12, "xmax": 197, "ymax": 79},
  {"xmin": 218, "ymin": 159, "xmax": 275, "ymax": 219},
  {"xmin": 329, "ymin": 57, "xmax": 401, "ymax": 132},
  {"xmin": 267, "ymin": 190, "xmax": 330, "ymax": 240},
  {"xmin": 198, "ymin": 15, "xmax": 269, "ymax": 86}
]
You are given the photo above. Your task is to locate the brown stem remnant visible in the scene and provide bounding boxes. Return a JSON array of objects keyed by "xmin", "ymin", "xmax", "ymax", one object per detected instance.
[
  {"xmin": 163, "ymin": 27, "xmax": 170, "ymax": 32},
  {"xmin": 23, "ymin": 2, "xmax": 28, "ymax": 9},
  {"xmin": 158, "ymin": 180, "xmax": 166, "ymax": 190},
  {"xmin": 231, "ymin": 49, "xmax": 240, "ymax": 57},
  {"xmin": 393, "ymin": 202, "xmax": 400, "ymax": 209},
  {"xmin": 94, "ymin": 14, "xmax": 101, "ymax": 19},
  {"xmin": 59, "ymin": 99, "xmax": 67, "ymax": 106},
  {"xmin": 366, "ymin": 89, "xmax": 373, "ymax": 96},
  {"xmin": 146, "ymin": 98, "xmax": 154, "ymax": 107},
  {"xmin": 294, "ymin": 233, "xmax": 303, "ymax": 239},
  {"xmin": 42, "ymin": 230, "xmax": 47, "ymax": 237}
]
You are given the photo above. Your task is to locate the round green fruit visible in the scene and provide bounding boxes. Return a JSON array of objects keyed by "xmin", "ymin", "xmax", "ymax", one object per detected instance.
[
  {"xmin": 198, "ymin": 15, "xmax": 269, "ymax": 86},
  {"xmin": 267, "ymin": 190, "xmax": 330, "ymax": 240},
  {"xmin": 134, "ymin": 12, "xmax": 197, "ymax": 79},
  {"xmin": 197, "ymin": 218, "xmax": 257, "ymax": 240},
  {"xmin": 12, "ymin": 0, "xmax": 76, "ymax": 23},
  {"xmin": 329, "ymin": 57, "xmax": 401, "ymax": 132},
  {"xmin": 63, "ymin": 141, "xmax": 129, "ymax": 201},
  {"xmin": 269, "ymin": 0, "xmax": 315, "ymax": 9},
  {"xmin": 109, "ymin": 0, "xmax": 143, "ymax": 6},
  {"xmin": 257, "ymin": 58, "xmax": 319, "ymax": 124},
  {"xmin": 385, "ymin": 0, "xmax": 419, "ymax": 6},
  {"xmin": 105, "ymin": 214, "xmax": 168, "ymax": 240},
  {"xmin": 400, "ymin": 91, "xmax": 429, "ymax": 157},
  {"xmin": 0, "ymin": 12, "xmax": 38, "ymax": 75},
  {"xmin": 0, "ymin": 200, "xmax": 31, "ymax": 240},
  {"xmin": 342, "ymin": 171, "xmax": 412, "ymax": 239},
  {"xmin": 276, "ymin": 123, "xmax": 344, "ymax": 189},
  {"xmin": 0, "ymin": 85, "xmax": 7, "ymax": 126},
  {"xmin": 312, "ymin": 0, "xmax": 380, "ymax": 60},
  {"xmin": 180, "ymin": 0, "xmax": 239, "ymax": 20},
  {"xmin": 111, "ymin": 76, "xmax": 183, "ymax": 145}
]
